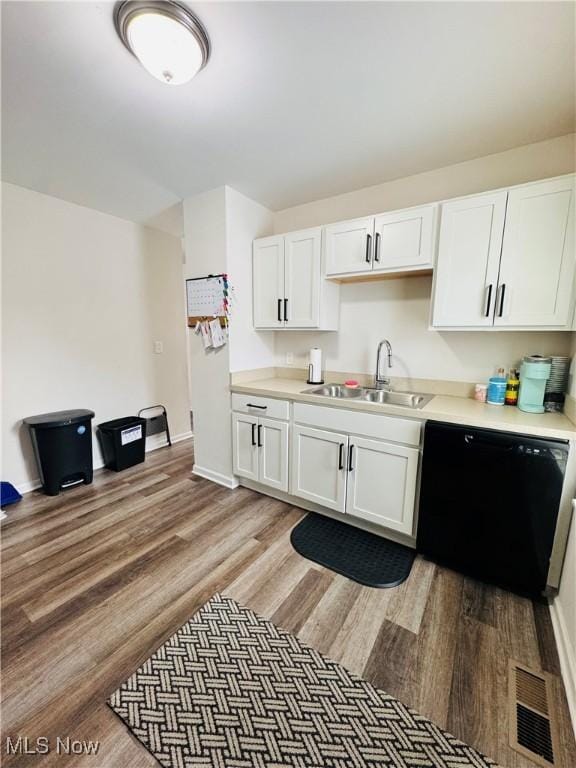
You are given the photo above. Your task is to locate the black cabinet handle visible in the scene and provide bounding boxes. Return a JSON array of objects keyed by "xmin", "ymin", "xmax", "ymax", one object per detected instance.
[
  {"xmin": 338, "ymin": 443, "xmax": 345, "ymax": 470},
  {"xmin": 247, "ymin": 403, "xmax": 267, "ymax": 410},
  {"xmin": 374, "ymin": 232, "xmax": 381, "ymax": 262},
  {"xmin": 365, "ymin": 233, "xmax": 372, "ymax": 263},
  {"xmin": 498, "ymin": 284, "xmax": 506, "ymax": 317},
  {"xmin": 484, "ymin": 284, "xmax": 493, "ymax": 317},
  {"xmin": 251, "ymin": 423, "xmax": 256, "ymax": 446},
  {"xmin": 348, "ymin": 444, "xmax": 354, "ymax": 472},
  {"xmin": 257, "ymin": 424, "xmax": 263, "ymax": 448},
  {"xmin": 284, "ymin": 298, "xmax": 288, "ymax": 322},
  {"xmin": 277, "ymin": 299, "xmax": 282, "ymax": 322}
]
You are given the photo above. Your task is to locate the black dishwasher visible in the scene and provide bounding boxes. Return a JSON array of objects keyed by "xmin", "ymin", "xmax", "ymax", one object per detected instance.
[{"xmin": 417, "ymin": 421, "xmax": 568, "ymax": 595}]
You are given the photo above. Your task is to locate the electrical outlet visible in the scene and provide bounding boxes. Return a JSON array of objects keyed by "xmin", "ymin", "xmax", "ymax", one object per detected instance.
[
  {"xmin": 154, "ymin": 341, "xmax": 163, "ymax": 354},
  {"xmin": 286, "ymin": 352, "xmax": 294, "ymax": 365}
]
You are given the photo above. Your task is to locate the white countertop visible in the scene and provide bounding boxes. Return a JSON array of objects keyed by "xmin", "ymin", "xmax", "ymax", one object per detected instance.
[{"xmin": 230, "ymin": 377, "xmax": 576, "ymax": 440}]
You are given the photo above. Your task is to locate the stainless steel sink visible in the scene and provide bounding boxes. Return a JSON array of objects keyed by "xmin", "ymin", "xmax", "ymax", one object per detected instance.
[
  {"xmin": 306, "ymin": 384, "xmax": 365, "ymax": 399},
  {"xmin": 304, "ymin": 383, "xmax": 433, "ymax": 409}
]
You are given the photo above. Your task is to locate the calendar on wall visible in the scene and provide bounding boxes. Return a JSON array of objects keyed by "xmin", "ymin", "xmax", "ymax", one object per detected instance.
[{"xmin": 185, "ymin": 274, "xmax": 230, "ymax": 328}]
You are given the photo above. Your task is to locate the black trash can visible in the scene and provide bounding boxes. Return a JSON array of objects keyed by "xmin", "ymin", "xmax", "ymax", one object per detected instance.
[
  {"xmin": 23, "ymin": 409, "xmax": 95, "ymax": 496},
  {"xmin": 98, "ymin": 417, "xmax": 147, "ymax": 472}
]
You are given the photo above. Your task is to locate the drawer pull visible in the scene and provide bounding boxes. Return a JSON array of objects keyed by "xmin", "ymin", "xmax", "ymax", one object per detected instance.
[{"xmin": 247, "ymin": 403, "xmax": 267, "ymax": 410}]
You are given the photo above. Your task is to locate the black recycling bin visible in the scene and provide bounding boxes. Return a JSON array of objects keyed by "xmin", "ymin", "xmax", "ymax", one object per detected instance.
[
  {"xmin": 98, "ymin": 417, "xmax": 147, "ymax": 472},
  {"xmin": 23, "ymin": 409, "xmax": 95, "ymax": 496}
]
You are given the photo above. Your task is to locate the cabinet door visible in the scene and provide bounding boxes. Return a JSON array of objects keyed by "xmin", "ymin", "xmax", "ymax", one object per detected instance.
[
  {"xmin": 432, "ymin": 192, "xmax": 507, "ymax": 327},
  {"xmin": 258, "ymin": 417, "xmax": 289, "ymax": 493},
  {"xmin": 345, "ymin": 436, "xmax": 418, "ymax": 535},
  {"xmin": 373, "ymin": 204, "xmax": 436, "ymax": 271},
  {"xmin": 232, "ymin": 413, "xmax": 259, "ymax": 482},
  {"xmin": 324, "ymin": 217, "xmax": 374, "ymax": 276},
  {"xmin": 253, "ymin": 235, "xmax": 285, "ymax": 328},
  {"xmin": 494, "ymin": 176, "xmax": 575, "ymax": 328},
  {"xmin": 291, "ymin": 425, "xmax": 347, "ymax": 512},
  {"xmin": 284, "ymin": 228, "xmax": 321, "ymax": 328}
]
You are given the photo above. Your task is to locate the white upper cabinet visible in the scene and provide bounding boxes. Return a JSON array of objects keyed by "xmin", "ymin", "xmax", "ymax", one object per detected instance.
[
  {"xmin": 324, "ymin": 217, "xmax": 374, "ymax": 276},
  {"xmin": 432, "ymin": 191, "xmax": 507, "ymax": 327},
  {"xmin": 284, "ymin": 229, "xmax": 321, "ymax": 327},
  {"xmin": 324, "ymin": 204, "xmax": 438, "ymax": 278},
  {"xmin": 253, "ymin": 235, "xmax": 284, "ymax": 329},
  {"xmin": 373, "ymin": 205, "xmax": 436, "ymax": 272},
  {"xmin": 432, "ymin": 175, "xmax": 576, "ymax": 330},
  {"xmin": 253, "ymin": 228, "xmax": 339, "ymax": 330},
  {"xmin": 494, "ymin": 177, "xmax": 575, "ymax": 328}
]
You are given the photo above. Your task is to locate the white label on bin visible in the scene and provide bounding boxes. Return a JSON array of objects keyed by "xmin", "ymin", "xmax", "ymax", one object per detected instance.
[{"xmin": 121, "ymin": 425, "xmax": 142, "ymax": 445}]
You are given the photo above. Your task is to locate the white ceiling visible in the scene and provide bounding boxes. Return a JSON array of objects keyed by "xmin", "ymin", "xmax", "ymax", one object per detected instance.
[{"xmin": 2, "ymin": 1, "xmax": 575, "ymax": 235}]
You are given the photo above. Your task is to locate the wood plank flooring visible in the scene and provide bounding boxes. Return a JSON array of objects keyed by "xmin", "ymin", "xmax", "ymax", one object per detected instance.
[{"xmin": 1, "ymin": 441, "xmax": 574, "ymax": 767}]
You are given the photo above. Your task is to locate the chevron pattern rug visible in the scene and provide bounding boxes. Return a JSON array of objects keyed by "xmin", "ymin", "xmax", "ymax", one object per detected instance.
[{"xmin": 109, "ymin": 594, "xmax": 497, "ymax": 767}]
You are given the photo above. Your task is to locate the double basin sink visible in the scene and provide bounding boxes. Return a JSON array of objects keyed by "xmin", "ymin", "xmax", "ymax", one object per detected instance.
[{"xmin": 304, "ymin": 383, "xmax": 433, "ymax": 410}]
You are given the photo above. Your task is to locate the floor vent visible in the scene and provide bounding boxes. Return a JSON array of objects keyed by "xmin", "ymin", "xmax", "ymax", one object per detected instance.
[{"xmin": 509, "ymin": 661, "xmax": 557, "ymax": 766}]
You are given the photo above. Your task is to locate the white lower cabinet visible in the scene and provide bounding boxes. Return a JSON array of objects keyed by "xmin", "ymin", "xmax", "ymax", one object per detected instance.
[
  {"xmin": 291, "ymin": 425, "xmax": 347, "ymax": 512},
  {"xmin": 291, "ymin": 423, "xmax": 419, "ymax": 534},
  {"xmin": 345, "ymin": 436, "xmax": 418, "ymax": 535},
  {"xmin": 232, "ymin": 412, "xmax": 289, "ymax": 492},
  {"xmin": 232, "ymin": 412, "xmax": 259, "ymax": 482}
]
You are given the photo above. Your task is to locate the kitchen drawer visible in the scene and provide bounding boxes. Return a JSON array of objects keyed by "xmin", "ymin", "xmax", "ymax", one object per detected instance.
[
  {"xmin": 293, "ymin": 402, "xmax": 421, "ymax": 446},
  {"xmin": 231, "ymin": 393, "xmax": 290, "ymax": 421}
]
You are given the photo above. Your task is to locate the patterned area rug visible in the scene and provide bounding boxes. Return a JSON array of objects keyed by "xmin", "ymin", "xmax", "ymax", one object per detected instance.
[{"xmin": 109, "ymin": 594, "xmax": 497, "ymax": 767}]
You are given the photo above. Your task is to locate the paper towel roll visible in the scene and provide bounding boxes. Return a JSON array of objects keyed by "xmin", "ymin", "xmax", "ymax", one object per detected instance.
[{"xmin": 308, "ymin": 347, "xmax": 323, "ymax": 383}]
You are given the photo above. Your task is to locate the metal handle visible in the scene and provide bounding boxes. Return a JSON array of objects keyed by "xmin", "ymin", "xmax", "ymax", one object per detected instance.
[
  {"xmin": 365, "ymin": 233, "xmax": 372, "ymax": 263},
  {"xmin": 284, "ymin": 298, "xmax": 288, "ymax": 322},
  {"xmin": 498, "ymin": 283, "xmax": 506, "ymax": 317},
  {"xmin": 484, "ymin": 284, "xmax": 493, "ymax": 317},
  {"xmin": 338, "ymin": 443, "xmax": 345, "ymax": 470},
  {"xmin": 247, "ymin": 403, "xmax": 267, "ymax": 410},
  {"xmin": 251, "ymin": 423, "xmax": 256, "ymax": 446},
  {"xmin": 374, "ymin": 232, "xmax": 380, "ymax": 262},
  {"xmin": 348, "ymin": 444, "xmax": 354, "ymax": 472},
  {"xmin": 277, "ymin": 299, "xmax": 282, "ymax": 322},
  {"xmin": 257, "ymin": 424, "xmax": 262, "ymax": 448}
]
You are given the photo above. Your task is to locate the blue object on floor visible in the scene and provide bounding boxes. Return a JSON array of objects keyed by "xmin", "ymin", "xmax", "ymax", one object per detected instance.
[{"xmin": 1, "ymin": 481, "xmax": 22, "ymax": 508}]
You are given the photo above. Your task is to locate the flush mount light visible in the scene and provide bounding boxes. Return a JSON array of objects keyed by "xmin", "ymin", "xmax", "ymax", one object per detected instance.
[{"xmin": 115, "ymin": 1, "xmax": 210, "ymax": 85}]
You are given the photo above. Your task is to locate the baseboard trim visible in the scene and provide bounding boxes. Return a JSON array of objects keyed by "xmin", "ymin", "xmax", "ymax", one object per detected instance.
[
  {"xmin": 192, "ymin": 465, "xmax": 239, "ymax": 489},
  {"xmin": 549, "ymin": 597, "xmax": 576, "ymax": 734},
  {"xmin": 14, "ymin": 431, "xmax": 194, "ymax": 496}
]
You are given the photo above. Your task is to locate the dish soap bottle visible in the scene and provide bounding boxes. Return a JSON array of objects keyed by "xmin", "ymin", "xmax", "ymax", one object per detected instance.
[{"xmin": 505, "ymin": 368, "xmax": 520, "ymax": 406}]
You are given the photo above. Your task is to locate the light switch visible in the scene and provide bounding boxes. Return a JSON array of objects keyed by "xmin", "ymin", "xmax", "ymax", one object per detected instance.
[
  {"xmin": 286, "ymin": 352, "xmax": 294, "ymax": 365},
  {"xmin": 154, "ymin": 341, "xmax": 163, "ymax": 354}
]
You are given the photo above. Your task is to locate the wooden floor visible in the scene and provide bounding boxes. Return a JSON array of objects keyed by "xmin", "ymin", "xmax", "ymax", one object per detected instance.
[{"xmin": 1, "ymin": 441, "xmax": 574, "ymax": 767}]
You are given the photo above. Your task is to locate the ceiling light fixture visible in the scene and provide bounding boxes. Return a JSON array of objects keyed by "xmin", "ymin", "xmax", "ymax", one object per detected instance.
[{"xmin": 115, "ymin": 1, "xmax": 210, "ymax": 85}]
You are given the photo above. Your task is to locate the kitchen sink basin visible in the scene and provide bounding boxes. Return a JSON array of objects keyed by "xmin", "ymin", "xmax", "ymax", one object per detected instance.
[{"xmin": 304, "ymin": 384, "xmax": 433, "ymax": 409}]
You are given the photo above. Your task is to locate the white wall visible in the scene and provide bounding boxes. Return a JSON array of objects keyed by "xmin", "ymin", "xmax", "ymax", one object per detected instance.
[
  {"xmin": 2, "ymin": 182, "xmax": 191, "ymax": 492},
  {"xmin": 272, "ymin": 135, "xmax": 576, "ymax": 382},
  {"xmin": 183, "ymin": 186, "xmax": 274, "ymax": 484},
  {"xmin": 183, "ymin": 187, "xmax": 233, "ymax": 485},
  {"xmin": 225, "ymin": 187, "xmax": 275, "ymax": 373}
]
